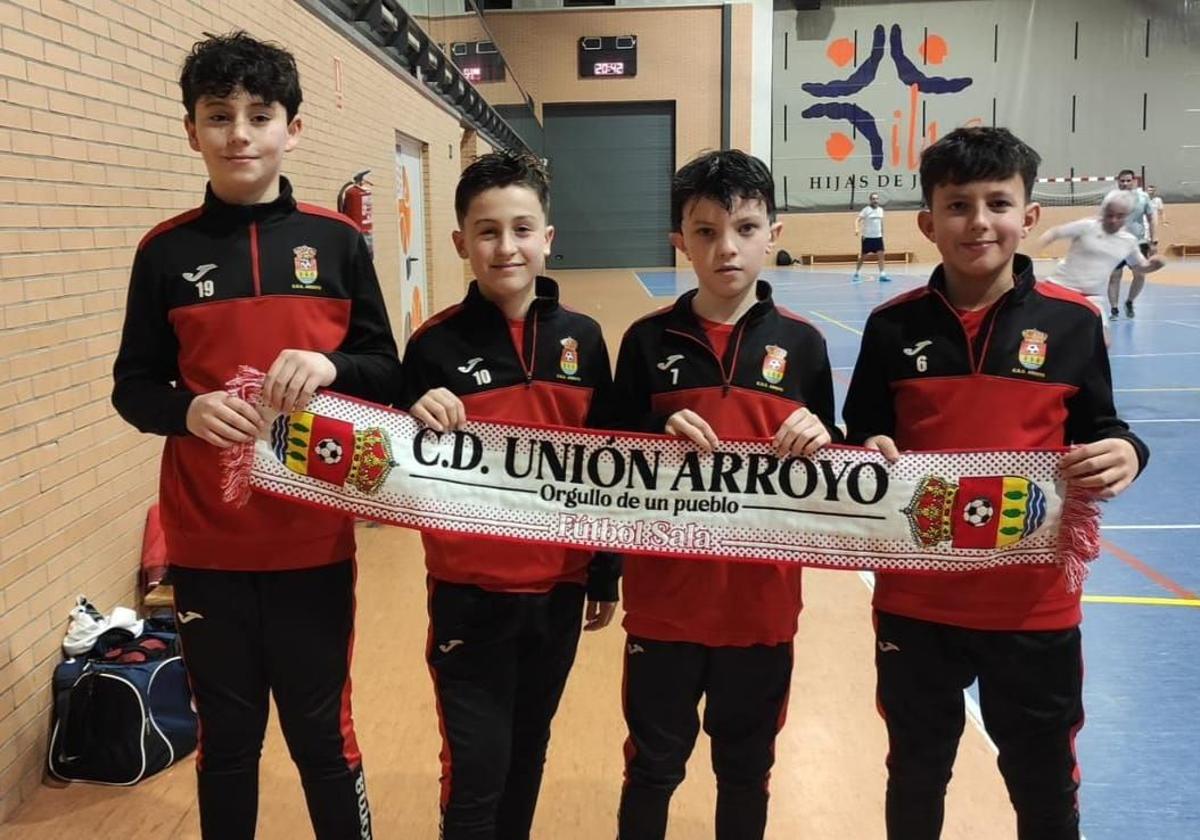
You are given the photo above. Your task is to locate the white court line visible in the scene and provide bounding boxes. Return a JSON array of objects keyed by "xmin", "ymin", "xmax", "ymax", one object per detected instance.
[
  {"xmin": 807, "ymin": 310, "xmax": 865, "ymax": 336},
  {"xmin": 1101, "ymin": 524, "xmax": 1200, "ymax": 530},
  {"xmin": 1166, "ymin": 321, "xmax": 1200, "ymax": 330},
  {"xmin": 1111, "ymin": 352, "xmax": 1200, "ymax": 358},
  {"xmin": 1113, "ymin": 387, "xmax": 1200, "ymax": 393}
]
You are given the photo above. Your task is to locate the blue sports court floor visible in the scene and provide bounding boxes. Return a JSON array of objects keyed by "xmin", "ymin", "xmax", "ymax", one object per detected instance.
[{"xmin": 637, "ymin": 265, "xmax": 1200, "ymax": 840}]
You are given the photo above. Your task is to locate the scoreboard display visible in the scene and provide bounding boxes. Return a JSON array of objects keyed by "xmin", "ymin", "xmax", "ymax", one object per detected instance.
[
  {"xmin": 578, "ymin": 35, "xmax": 637, "ymax": 78},
  {"xmin": 451, "ymin": 41, "xmax": 506, "ymax": 84}
]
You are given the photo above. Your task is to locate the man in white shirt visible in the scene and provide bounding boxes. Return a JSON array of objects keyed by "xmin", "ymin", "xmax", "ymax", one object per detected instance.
[
  {"xmin": 854, "ymin": 193, "xmax": 889, "ymax": 283},
  {"xmin": 1039, "ymin": 189, "xmax": 1165, "ymax": 344},
  {"xmin": 1105, "ymin": 169, "xmax": 1158, "ymax": 319}
]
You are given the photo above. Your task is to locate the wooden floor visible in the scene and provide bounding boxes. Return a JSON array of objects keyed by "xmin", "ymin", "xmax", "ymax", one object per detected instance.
[{"xmin": 0, "ymin": 270, "xmax": 1020, "ymax": 839}]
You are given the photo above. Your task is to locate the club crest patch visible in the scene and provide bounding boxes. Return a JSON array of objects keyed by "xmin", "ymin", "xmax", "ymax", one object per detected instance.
[
  {"xmin": 271, "ymin": 411, "xmax": 395, "ymax": 495},
  {"xmin": 762, "ymin": 345, "xmax": 788, "ymax": 384},
  {"xmin": 293, "ymin": 245, "xmax": 319, "ymax": 285},
  {"xmin": 560, "ymin": 337, "xmax": 579, "ymax": 376},
  {"xmin": 904, "ymin": 474, "xmax": 1047, "ymax": 550},
  {"xmin": 1018, "ymin": 328, "xmax": 1047, "ymax": 370}
]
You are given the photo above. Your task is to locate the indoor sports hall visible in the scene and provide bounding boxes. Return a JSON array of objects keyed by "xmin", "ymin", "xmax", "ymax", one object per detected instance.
[{"xmin": 0, "ymin": 1, "xmax": 1196, "ymax": 838}]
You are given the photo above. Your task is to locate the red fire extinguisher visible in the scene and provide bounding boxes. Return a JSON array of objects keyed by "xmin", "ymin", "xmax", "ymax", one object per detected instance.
[{"xmin": 337, "ymin": 169, "xmax": 374, "ymax": 257}]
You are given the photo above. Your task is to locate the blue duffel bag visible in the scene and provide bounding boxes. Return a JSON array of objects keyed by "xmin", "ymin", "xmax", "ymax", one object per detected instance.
[{"xmin": 48, "ymin": 629, "xmax": 197, "ymax": 785}]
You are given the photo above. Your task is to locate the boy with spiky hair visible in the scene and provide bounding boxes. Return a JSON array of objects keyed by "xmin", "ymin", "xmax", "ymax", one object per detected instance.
[
  {"xmin": 400, "ymin": 151, "xmax": 619, "ymax": 839},
  {"xmin": 611, "ymin": 149, "xmax": 840, "ymax": 840},
  {"xmin": 113, "ymin": 31, "xmax": 399, "ymax": 839},
  {"xmin": 844, "ymin": 127, "xmax": 1148, "ymax": 839}
]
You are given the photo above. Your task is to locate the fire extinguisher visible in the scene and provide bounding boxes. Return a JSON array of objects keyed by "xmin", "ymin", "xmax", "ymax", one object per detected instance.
[{"xmin": 337, "ymin": 169, "xmax": 374, "ymax": 257}]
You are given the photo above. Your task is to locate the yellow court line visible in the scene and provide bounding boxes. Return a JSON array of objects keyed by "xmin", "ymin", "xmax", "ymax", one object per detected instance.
[
  {"xmin": 1082, "ymin": 595, "xmax": 1200, "ymax": 608},
  {"xmin": 808, "ymin": 310, "xmax": 864, "ymax": 336}
]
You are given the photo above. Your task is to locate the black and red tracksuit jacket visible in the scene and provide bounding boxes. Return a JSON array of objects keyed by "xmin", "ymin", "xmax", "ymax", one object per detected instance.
[
  {"xmin": 843, "ymin": 255, "xmax": 1149, "ymax": 631},
  {"xmin": 112, "ymin": 178, "xmax": 401, "ymax": 572},
  {"xmin": 399, "ymin": 276, "xmax": 620, "ymax": 600},
  {"xmin": 612, "ymin": 281, "xmax": 841, "ymax": 647}
]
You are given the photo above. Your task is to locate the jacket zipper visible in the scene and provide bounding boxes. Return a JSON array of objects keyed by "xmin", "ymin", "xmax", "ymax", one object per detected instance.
[
  {"xmin": 514, "ymin": 308, "xmax": 538, "ymax": 387},
  {"xmin": 934, "ymin": 289, "xmax": 1008, "ymax": 373},
  {"xmin": 666, "ymin": 325, "xmax": 744, "ymax": 396},
  {"xmin": 249, "ymin": 222, "xmax": 262, "ymax": 296}
]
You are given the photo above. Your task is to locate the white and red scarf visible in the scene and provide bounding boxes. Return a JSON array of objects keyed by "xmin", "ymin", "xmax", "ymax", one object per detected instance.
[{"xmin": 221, "ymin": 368, "xmax": 1100, "ymax": 588}]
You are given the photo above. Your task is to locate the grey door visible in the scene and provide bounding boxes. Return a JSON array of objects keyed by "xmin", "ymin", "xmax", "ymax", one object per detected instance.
[
  {"xmin": 496, "ymin": 104, "xmax": 544, "ymax": 157},
  {"xmin": 543, "ymin": 102, "xmax": 675, "ymax": 269}
]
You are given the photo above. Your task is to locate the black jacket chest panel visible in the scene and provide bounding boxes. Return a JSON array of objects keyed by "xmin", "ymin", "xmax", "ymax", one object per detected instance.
[
  {"xmin": 413, "ymin": 298, "xmax": 608, "ymax": 397},
  {"xmin": 636, "ymin": 286, "xmax": 826, "ymax": 404},
  {"xmin": 153, "ymin": 215, "xmax": 354, "ymax": 311},
  {"xmin": 650, "ymin": 315, "xmax": 817, "ymax": 403},
  {"xmin": 876, "ymin": 282, "xmax": 1098, "ymax": 389},
  {"xmin": 147, "ymin": 180, "xmax": 357, "ymax": 313}
]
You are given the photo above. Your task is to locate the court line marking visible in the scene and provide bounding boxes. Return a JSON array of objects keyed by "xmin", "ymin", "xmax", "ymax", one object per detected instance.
[
  {"xmin": 808, "ymin": 310, "xmax": 864, "ymax": 336},
  {"xmin": 633, "ymin": 273, "xmax": 883, "ymax": 298},
  {"xmin": 1083, "ymin": 595, "xmax": 1200, "ymax": 607},
  {"xmin": 1101, "ymin": 538, "xmax": 1199, "ymax": 600},
  {"xmin": 1111, "ymin": 351, "xmax": 1200, "ymax": 358},
  {"xmin": 1113, "ymin": 387, "xmax": 1200, "ymax": 393}
]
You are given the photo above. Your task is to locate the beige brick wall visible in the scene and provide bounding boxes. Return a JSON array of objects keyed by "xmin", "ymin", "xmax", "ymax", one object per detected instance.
[
  {"xmin": 437, "ymin": 6, "xmax": 729, "ymax": 167},
  {"xmin": 0, "ymin": 0, "xmax": 471, "ymax": 821}
]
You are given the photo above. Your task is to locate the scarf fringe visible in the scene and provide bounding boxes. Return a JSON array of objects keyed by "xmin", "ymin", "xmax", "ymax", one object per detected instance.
[
  {"xmin": 1056, "ymin": 487, "xmax": 1102, "ymax": 592},
  {"xmin": 219, "ymin": 366, "xmax": 265, "ymax": 508}
]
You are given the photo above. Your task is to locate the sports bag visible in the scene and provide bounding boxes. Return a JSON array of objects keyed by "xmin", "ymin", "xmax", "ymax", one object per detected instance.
[{"xmin": 48, "ymin": 630, "xmax": 197, "ymax": 785}]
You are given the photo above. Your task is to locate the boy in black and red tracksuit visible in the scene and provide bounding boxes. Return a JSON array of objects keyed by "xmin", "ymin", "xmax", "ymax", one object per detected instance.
[
  {"xmin": 398, "ymin": 153, "xmax": 619, "ymax": 840},
  {"xmin": 111, "ymin": 33, "xmax": 398, "ymax": 840},
  {"xmin": 611, "ymin": 150, "xmax": 841, "ymax": 840},
  {"xmin": 843, "ymin": 127, "xmax": 1149, "ymax": 840}
]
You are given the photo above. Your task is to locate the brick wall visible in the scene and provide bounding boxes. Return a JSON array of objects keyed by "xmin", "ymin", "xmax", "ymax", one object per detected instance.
[
  {"xmin": 437, "ymin": 6, "xmax": 728, "ymax": 166},
  {"xmin": 0, "ymin": 0, "xmax": 471, "ymax": 821}
]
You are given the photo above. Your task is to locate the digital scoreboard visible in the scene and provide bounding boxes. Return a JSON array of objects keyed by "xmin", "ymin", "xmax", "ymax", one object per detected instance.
[
  {"xmin": 451, "ymin": 41, "xmax": 506, "ymax": 83},
  {"xmin": 578, "ymin": 35, "xmax": 637, "ymax": 78}
]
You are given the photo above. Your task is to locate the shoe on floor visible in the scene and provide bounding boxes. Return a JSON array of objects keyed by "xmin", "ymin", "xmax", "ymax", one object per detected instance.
[
  {"xmin": 1110, "ymin": 306, "xmax": 1120, "ymax": 320},
  {"xmin": 851, "ymin": 273, "xmax": 862, "ymax": 283},
  {"xmin": 1125, "ymin": 300, "xmax": 1135, "ymax": 318},
  {"xmin": 879, "ymin": 274, "xmax": 891, "ymax": 282}
]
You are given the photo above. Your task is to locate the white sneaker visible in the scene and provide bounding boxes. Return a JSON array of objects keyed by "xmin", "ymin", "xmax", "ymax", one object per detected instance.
[
  {"xmin": 63, "ymin": 596, "xmax": 108, "ymax": 656},
  {"xmin": 62, "ymin": 597, "xmax": 144, "ymax": 656}
]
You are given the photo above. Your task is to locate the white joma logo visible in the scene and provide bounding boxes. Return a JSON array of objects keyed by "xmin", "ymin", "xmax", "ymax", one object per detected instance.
[
  {"xmin": 877, "ymin": 641, "xmax": 900, "ymax": 653},
  {"xmin": 438, "ymin": 639, "xmax": 464, "ymax": 653},
  {"xmin": 177, "ymin": 611, "xmax": 204, "ymax": 624},
  {"xmin": 627, "ymin": 643, "xmax": 645, "ymax": 655},
  {"xmin": 182, "ymin": 264, "xmax": 217, "ymax": 283},
  {"xmin": 902, "ymin": 340, "xmax": 933, "ymax": 356},
  {"xmin": 656, "ymin": 354, "xmax": 685, "ymax": 370},
  {"xmin": 456, "ymin": 357, "xmax": 484, "ymax": 374}
]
